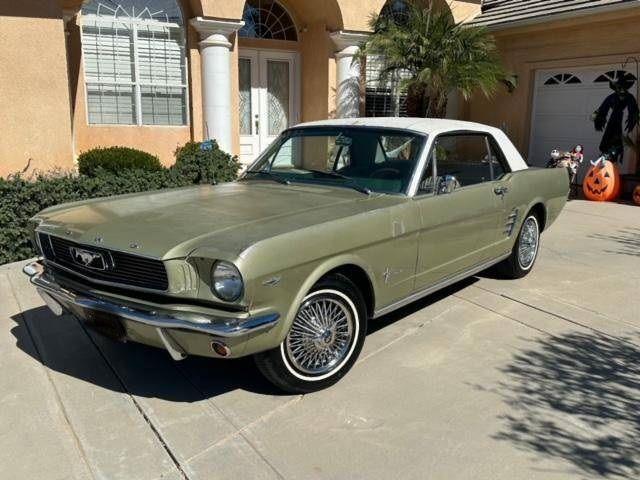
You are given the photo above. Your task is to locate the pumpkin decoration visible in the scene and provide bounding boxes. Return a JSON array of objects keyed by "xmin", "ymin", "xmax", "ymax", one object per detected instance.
[
  {"xmin": 633, "ymin": 185, "xmax": 640, "ymax": 206},
  {"xmin": 583, "ymin": 160, "xmax": 621, "ymax": 202}
]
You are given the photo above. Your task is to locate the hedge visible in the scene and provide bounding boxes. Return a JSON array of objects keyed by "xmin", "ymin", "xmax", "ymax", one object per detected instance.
[
  {"xmin": 78, "ymin": 146, "xmax": 163, "ymax": 177},
  {"xmin": 0, "ymin": 141, "xmax": 241, "ymax": 265}
]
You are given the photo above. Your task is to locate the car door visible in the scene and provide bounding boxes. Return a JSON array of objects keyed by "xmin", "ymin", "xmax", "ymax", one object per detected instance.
[
  {"xmin": 484, "ymin": 135, "xmax": 519, "ymax": 257},
  {"xmin": 412, "ymin": 133, "xmax": 502, "ymax": 291}
]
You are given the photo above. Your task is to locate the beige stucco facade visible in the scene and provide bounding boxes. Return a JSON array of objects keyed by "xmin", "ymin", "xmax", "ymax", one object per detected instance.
[
  {"xmin": 5, "ymin": 0, "xmax": 638, "ymax": 177},
  {"xmin": 0, "ymin": 1, "xmax": 74, "ymax": 175},
  {"xmin": 1, "ymin": 0, "xmax": 484, "ymax": 176}
]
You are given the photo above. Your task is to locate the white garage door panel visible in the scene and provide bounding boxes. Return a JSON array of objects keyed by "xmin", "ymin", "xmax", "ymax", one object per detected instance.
[
  {"xmin": 528, "ymin": 65, "xmax": 638, "ymax": 172},
  {"xmin": 533, "ymin": 114, "xmax": 590, "ymax": 139},
  {"xmin": 534, "ymin": 90, "xmax": 591, "ymax": 115}
]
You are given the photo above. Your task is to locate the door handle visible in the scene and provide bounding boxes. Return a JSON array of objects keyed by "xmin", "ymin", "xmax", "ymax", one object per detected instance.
[
  {"xmin": 494, "ymin": 186, "xmax": 509, "ymax": 196},
  {"xmin": 254, "ymin": 115, "xmax": 260, "ymax": 135}
]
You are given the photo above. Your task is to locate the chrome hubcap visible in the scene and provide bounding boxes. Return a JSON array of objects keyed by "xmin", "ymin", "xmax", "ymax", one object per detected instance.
[
  {"xmin": 518, "ymin": 217, "xmax": 539, "ymax": 269},
  {"xmin": 285, "ymin": 295, "xmax": 354, "ymax": 375}
]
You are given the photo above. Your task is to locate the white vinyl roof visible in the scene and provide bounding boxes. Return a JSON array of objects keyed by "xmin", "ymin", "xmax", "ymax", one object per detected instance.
[{"xmin": 293, "ymin": 117, "xmax": 529, "ymax": 171}]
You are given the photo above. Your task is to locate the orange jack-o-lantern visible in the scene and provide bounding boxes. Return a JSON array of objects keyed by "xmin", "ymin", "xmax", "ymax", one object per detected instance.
[
  {"xmin": 583, "ymin": 160, "xmax": 621, "ymax": 202},
  {"xmin": 633, "ymin": 185, "xmax": 640, "ymax": 206}
]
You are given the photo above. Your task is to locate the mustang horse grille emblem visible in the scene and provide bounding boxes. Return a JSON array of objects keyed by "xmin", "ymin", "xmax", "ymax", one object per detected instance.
[{"xmin": 69, "ymin": 247, "xmax": 110, "ymax": 271}]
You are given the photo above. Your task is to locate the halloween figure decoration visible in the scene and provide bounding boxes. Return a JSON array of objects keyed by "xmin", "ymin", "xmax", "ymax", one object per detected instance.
[
  {"xmin": 546, "ymin": 146, "xmax": 584, "ymax": 199},
  {"xmin": 633, "ymin": 185, "xmax": 640, "ymax": 206},
  {"xmin": 592, "ymin": 73, "xmax": 639, "ymax": 163},
  {"xmin": 583, "ymin": 152, "xmax": 622, "ymax": 202}
]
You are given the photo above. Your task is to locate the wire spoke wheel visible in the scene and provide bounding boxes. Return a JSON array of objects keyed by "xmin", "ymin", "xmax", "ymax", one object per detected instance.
[
  {"xmin": 285, "ymin": 294, "xmax": 355, "ymax": 376},
  {"xmin": 517, "ymin": 216, "xmax": 539, "ymax": 270}
]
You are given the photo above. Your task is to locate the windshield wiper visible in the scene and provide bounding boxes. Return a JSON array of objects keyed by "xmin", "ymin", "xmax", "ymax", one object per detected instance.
[
  {"xmin": 243, "ymin": 170, "xmax": 290, "ymax": 185},
  {"xmin": 304, "ymin": 169, "xmax": 372, "ymax": 195}
]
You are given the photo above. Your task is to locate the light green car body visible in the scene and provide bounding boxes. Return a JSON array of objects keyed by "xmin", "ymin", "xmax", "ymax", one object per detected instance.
[{"xmin": 27, "ymin": 120, "xmax": 569, "ymax": 361}]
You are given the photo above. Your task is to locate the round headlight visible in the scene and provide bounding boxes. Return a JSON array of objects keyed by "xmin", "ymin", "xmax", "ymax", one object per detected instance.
[{"xmin": 212, "ymin": 261, "xmax": 243, "ymax": 301}]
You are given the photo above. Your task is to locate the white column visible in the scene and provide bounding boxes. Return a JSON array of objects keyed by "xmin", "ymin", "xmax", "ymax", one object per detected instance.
[
  {"xmin": 330, "ymin": 31, "xmax": 369, "ymax": 118},
  {"xmin": 190, "ymin": 18, "xmax": 244, "ymax": 154}
]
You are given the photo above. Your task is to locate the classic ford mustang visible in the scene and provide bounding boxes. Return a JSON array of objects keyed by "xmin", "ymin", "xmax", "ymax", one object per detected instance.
[{"xmin": 24, "ymin": 118, "xmax": 568, "ymax": 393}]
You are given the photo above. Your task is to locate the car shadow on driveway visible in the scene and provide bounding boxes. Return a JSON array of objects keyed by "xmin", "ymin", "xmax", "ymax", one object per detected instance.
[
  {"xmin": 479, "ymin": 330, "xmax": 640, "ymax": 479},
  {"xmin": 10, "ymin": 278, "xmax": 478, "ymax": 402}
]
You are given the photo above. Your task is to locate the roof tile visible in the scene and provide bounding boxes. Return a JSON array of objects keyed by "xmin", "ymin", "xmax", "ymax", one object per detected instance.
[{"xmin": 468, "ymin": 0, "xmax": 636, "ymax": 27}]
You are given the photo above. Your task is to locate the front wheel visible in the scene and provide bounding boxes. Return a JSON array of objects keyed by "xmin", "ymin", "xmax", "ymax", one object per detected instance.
[
  {"xmin": 496, "ymin": 213, "xmax": 541, "ymax": 279},
  {"xmin": 255, "ymin": 274, "xmax": 367, "ymax": 393}
]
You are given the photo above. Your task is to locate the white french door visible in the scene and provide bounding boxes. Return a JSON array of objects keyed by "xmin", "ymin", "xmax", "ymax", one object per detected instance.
[{"xmin": 239, "ymin": 49, "xmax": 300, "ymax": 165}]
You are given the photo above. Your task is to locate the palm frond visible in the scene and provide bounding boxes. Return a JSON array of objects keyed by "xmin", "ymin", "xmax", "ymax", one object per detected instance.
[{"xmin": 361, "ymin": 0, "xmax": 513, "ymax": 118}]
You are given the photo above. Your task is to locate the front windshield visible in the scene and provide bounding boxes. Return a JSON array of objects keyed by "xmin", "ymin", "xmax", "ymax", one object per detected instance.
[{"xmin": 246, "ymin": 127, "xmax": 426, "ymax": 194}]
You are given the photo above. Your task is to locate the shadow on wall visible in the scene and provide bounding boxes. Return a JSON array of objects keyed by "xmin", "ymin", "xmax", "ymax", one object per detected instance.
[
  {"xmin": 488, "ymin": 331, "xmax": 640, "ymax": 478},
  {"xmin": 589, "ymin": 227, "xmax": 640, "ymax": 257}
]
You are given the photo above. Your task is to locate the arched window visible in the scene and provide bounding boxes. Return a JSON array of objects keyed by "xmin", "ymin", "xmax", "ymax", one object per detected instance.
[
  {"xmin": 543, "ymin": 73, "xmax": 582, "ymax": 85},
  {"xmin": 81, "ymin": 0, "xmax": 187, "ymax": 125},
  {"xmin": 379, "ymin": 0, "xmax": 410, "ymax": 27},
  {"xmin": 239, "ymin": 0, "xmax": 297, "ymax": 41},
  {"xmin": 595, "ymin": 70, "xmax": 636, "ymax": 86}
]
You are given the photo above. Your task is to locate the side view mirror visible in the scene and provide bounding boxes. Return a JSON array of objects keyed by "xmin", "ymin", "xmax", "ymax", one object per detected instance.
[{"xmin": 437, "ymin": 175, "xmax": 460, "ymax": 194}]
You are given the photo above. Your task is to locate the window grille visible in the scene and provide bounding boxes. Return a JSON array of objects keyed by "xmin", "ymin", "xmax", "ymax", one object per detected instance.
[
  {"xmin": 543, "ymin": 73, "xmax": 582, "ymax": 85},
  {"xmin": 81, "ymin": 1, "xmax": 188, "ymax": 126},
  {"xmin": 239, "ymin": 0, "xmax": 297, "ymax": 41},
  {"xmin": 365, "ymin": 55, "xmax": 410, "ymax": 117},
  {"xmin": 594, "ymin": 70, "xmax": 636, "ymax": 86}
]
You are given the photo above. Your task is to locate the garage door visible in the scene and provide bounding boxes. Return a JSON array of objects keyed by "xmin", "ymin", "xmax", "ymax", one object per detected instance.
[{"xmin": 529, "ymin": 66, "xmax": 638, "ymax": 174}]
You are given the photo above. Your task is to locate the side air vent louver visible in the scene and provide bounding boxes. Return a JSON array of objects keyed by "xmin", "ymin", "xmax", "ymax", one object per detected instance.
[{"xmin": 505, "ymin": 209, "xmax": 519, "ymax": 237}]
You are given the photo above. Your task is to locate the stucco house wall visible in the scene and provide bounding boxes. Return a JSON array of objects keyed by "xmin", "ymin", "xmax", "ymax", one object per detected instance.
[
  {"xmin": 19, "ymin": 0, "xmax": 640, "ymax": 178},
  {"xmin": 0, "ymin": 1, "xmax": 74, "ymax": 175}
]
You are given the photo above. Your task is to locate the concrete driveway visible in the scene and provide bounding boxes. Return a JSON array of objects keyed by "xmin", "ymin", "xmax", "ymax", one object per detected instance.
[{"xmin": 1, "ymin": 200, "xmax": 639, "ymax": 480}]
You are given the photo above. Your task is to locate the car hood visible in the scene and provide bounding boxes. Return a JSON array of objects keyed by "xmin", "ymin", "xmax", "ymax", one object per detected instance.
[{"xmin": 34, "ymin": 182, "xmax": 401, "ymax": 259}]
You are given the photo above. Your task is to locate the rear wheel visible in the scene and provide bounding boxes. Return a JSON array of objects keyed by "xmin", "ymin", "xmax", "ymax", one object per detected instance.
[
  {"xmin": 496, "ymin": 213, "xmax": 541, "ymax": 279},
  {"xmin": 255, "ymin": 274, "xmax": 367, "ymax": 393}
]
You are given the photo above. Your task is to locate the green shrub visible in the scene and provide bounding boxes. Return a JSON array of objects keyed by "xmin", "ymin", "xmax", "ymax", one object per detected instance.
[
  {"xmin": 0, "ymin": 140, "xmax": 240, "ymax": 265},
  {"xmin": 78, "ymin": 146, "xmax": 163, "ymax": 177},
  {"xmin": 174, "ymin": 141, "xmax": 202, "ymax": 160},
  {"xmin": 172, "ymin": 139, "xmax": 241, "ymax": 184}
]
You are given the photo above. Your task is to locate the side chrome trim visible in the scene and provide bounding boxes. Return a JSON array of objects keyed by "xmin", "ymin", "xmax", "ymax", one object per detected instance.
[
  {"xmin": 372, "ymin": 253, "xmax": 511, "ymax": 318},
  {"xmin": 23, "ymin": 260, "xmax": 279, "ymax": 338}
]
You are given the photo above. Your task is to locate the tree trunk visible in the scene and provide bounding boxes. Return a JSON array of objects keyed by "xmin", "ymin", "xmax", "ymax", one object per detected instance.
[
  {"xmin": 405, "ymin": 83, "xmax": 427, "ymax": 117},
  {"xmin": 426, "ymin": 91, "xmax": 448, "ymax": 118}
]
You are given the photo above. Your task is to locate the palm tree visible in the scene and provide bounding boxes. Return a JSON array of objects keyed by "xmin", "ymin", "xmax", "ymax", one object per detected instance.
[{"xmin": 361, "ymin": 1, "xmax": 515, "ymax": 118}]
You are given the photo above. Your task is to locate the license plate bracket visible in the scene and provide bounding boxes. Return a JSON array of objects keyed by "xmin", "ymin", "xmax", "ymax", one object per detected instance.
[{"xmin": 82, "ymin": 309, "xmax": 127, "ymax": 341}]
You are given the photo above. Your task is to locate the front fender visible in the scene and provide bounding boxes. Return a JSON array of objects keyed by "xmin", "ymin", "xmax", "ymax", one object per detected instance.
[{"xmin": 240, "ymin": 253, "xmax": 377, "ymax": 356}]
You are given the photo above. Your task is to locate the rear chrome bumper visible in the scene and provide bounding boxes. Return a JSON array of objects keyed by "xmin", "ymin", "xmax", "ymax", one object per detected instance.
[{"xmin": 23, "ymin": 260, "xmax": 279, "ymax": 343}]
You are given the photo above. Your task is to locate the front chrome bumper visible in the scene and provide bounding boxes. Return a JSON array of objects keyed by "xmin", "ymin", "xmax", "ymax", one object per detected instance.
[{"xmin": 23, "ymin": 260, "xmax": 279, "ymax": 358}]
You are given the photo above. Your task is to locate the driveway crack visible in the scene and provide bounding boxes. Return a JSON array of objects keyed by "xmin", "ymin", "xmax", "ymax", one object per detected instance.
[
  {"xmin": 77, "ymin": 321, "xmax": 191, "ymax": 480},
  {"xmin": 8, "ymin": 277, "xmax": 96, "ymax": 480}
]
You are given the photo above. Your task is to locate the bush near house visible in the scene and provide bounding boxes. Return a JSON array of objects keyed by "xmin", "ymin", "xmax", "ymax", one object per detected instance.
[
  {"xmin": 173, "ymin": 139, "xmax": 241, "ymax": 184},
  {"xmin": 0, "ymin": 141, "xmax": 241, "ymax": 265},
  {"xmin": 77, "ymin": 146, "xmax": 164, "ymax": 177}
]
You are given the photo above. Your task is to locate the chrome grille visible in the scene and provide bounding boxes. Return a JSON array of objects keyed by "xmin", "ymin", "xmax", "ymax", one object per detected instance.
[{"xmin": 38, "ymin": 233, "xmax": 169, "ymax": 291}]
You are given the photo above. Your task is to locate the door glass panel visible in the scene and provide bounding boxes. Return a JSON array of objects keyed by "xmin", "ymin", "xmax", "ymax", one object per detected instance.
[
  {"xmin": 239, "ymin": 58, "xmax": 252, "ymax": 135},
  {"xmin": 267, "ymin": 60, "xmax": 289, "ymax": 135},
  {"xmin": 435, "ymin": 135, "xmax": 492, "ymax": 188}
]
